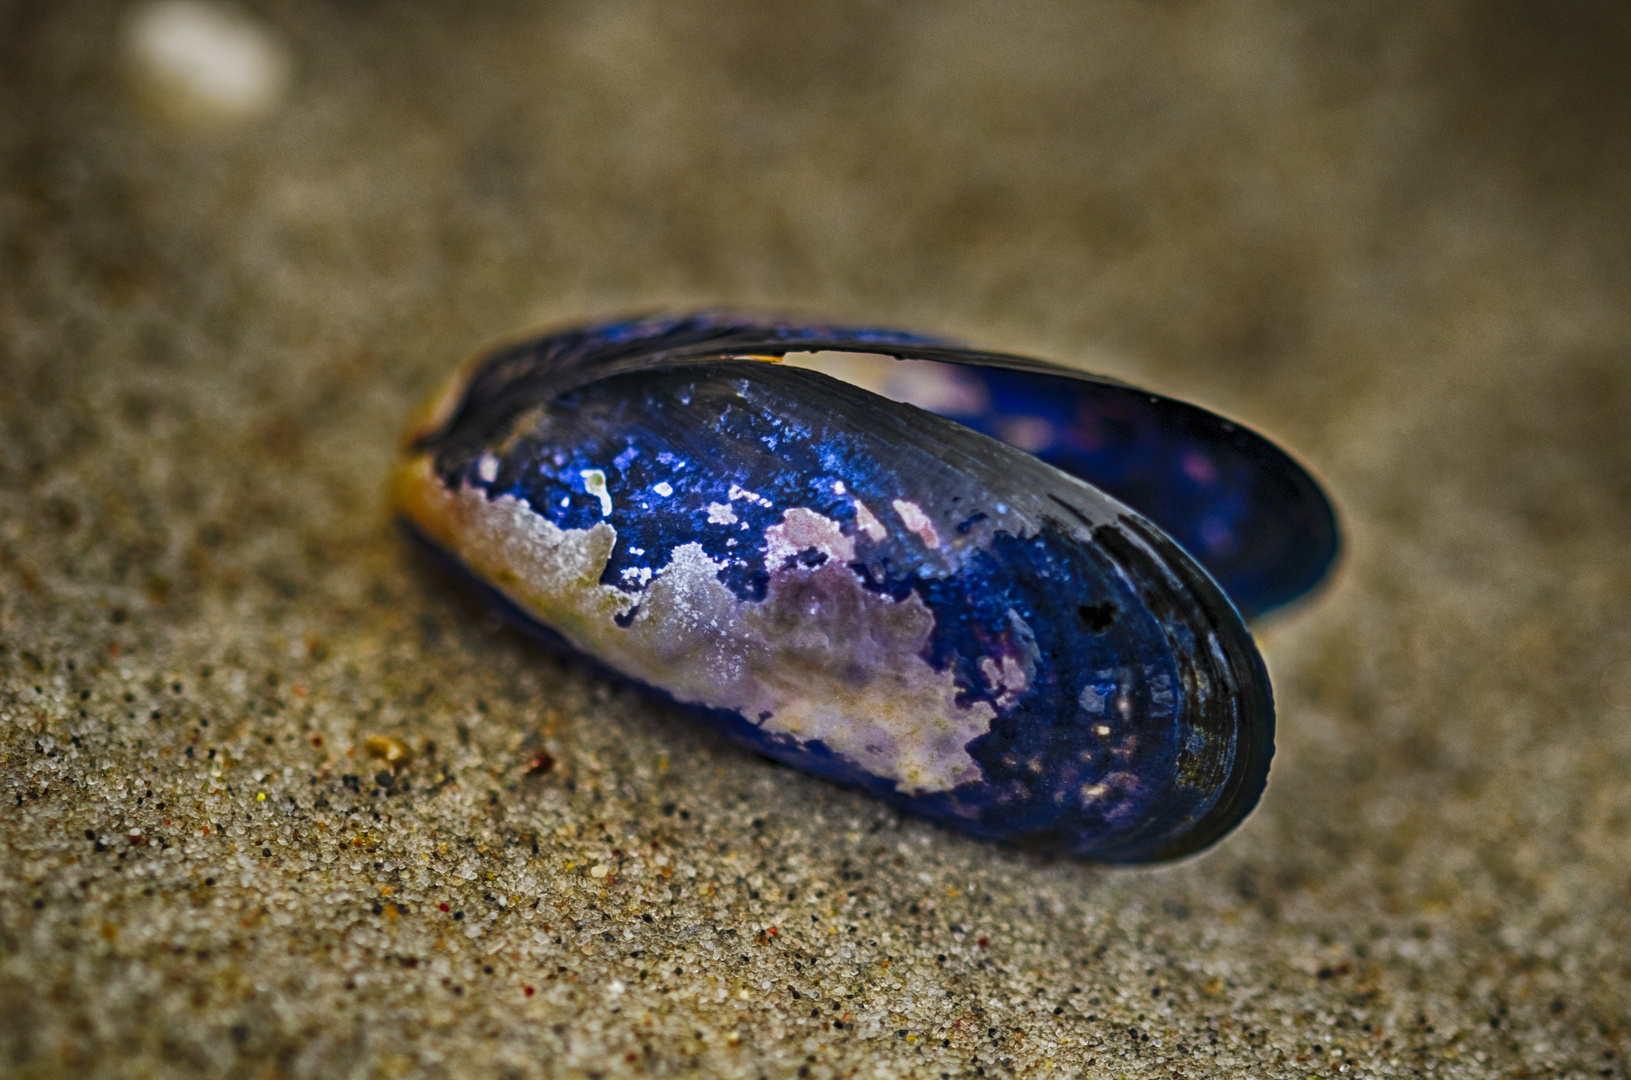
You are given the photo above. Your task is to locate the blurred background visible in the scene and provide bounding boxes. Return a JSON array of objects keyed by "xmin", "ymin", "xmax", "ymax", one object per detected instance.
[{"xmin": 2, "ymin": 1, "xmax": 1629, "ymax": 1076}]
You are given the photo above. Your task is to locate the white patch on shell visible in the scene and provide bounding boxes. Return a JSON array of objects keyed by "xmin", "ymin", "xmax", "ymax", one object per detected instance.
[
  {"xmin": 763, "ymin": 507, "xmax": 855, "ymax": 572},
  {"xmin": 892, "ymin": 499, "xmax": 941, "ymax": 549},
  {"xmin": 476, "ymin": 454, "xmax": 499, "ymax": 483},
  {"xmin": 978, "ymin": 655, "xmax": 1026, "ymax": 710},
  {"xmin": 652, "ymin": 481, "xmax": 674, "ymax": 497},
  {"xmin": 637, "ymin": 539, "xmax": 990, "ymax": 793},
  {"xmin": 852, "ymin": 499, "xmax": 887, "ymax": 542},
  {"xmin": 580, "ymin": 469, "xmax": 612, "ymax": 516},
  {"xmin": 415, "ymin": 478, "xmax": 991, "ymax": 793},
  {"xmin": 706, "ymin": 502, "xmax": 738, "ymax": 525},
  {"xmin": 975, "ymin": 610, "xmax": 1040, "ymax": 712},
  {"xmin": 729, "ymin": 483, "xmax": 772, "ymax": 508}
]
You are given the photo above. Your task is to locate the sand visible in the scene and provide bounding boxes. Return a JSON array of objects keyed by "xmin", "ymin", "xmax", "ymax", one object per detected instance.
[{"xmin": 2, "ymin": 2, "xmax": 1629, "ymax": 1076}]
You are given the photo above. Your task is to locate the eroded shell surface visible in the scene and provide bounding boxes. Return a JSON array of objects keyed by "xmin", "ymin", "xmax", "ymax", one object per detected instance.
[{"xmin": 395, "ymin": 314, "xmax": 1338, "ymax": 861}]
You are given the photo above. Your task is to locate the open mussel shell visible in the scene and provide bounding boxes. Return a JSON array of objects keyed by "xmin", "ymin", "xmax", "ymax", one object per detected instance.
[{"xmin": 395, "ymin": 314, "xmax": 1339, "ymax": 862}]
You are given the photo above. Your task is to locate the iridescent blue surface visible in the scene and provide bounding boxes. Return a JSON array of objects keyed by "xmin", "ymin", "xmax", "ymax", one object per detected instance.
[{"xmin": 400, "ymin": 313, "xmax": 1338, "ymax": 861}]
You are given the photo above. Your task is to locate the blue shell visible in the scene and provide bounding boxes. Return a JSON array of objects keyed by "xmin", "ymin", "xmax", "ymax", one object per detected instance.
[{"xmin": 395, "ymin": 313, "xmax": 1338, "ymax": 861}]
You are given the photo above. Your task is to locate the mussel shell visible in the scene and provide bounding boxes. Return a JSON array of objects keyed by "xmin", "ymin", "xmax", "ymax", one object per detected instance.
[{"xmin": 396, "ymin": 314, "xmax": 1337, "ymax": 861}]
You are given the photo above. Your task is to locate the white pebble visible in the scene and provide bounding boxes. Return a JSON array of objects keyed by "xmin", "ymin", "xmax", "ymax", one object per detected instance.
[{"xmin": 123, "ymin": 0, "xmax": 291, "ymax": 126}]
